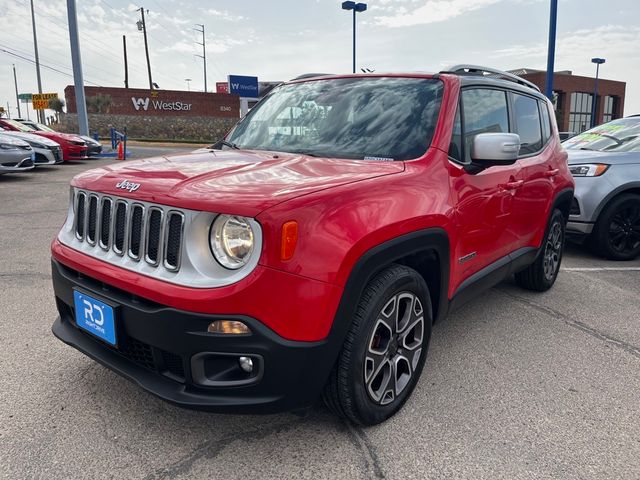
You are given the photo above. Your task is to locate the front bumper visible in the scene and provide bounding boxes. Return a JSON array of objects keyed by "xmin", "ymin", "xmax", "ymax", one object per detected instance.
[
  {"xmin": 51, "ymin": 259, "xmax": 338, "ymax": 413},
  {"xmin": 86, "ymin": 144, "xmax": 103, "ymax": 157},
  {"xmin": 63, "ymin": 144, "xmax": 89, "ymax": 161},
  {"xmin": 33, "ymin": 148, "xmax": 59, "ymax": 165},
  {"xmin": 0, "ymin": 156, "xmax": 35, "ymax": 174}
]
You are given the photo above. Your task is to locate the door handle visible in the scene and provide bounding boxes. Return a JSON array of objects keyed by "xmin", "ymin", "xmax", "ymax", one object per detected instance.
[
  {"xmin": 503, "ymin": 180, "xmax": 524, "ymax": 190},
  {"xmin": 544, "ymin": 168, "xmax": 560, "ymax": 177}
]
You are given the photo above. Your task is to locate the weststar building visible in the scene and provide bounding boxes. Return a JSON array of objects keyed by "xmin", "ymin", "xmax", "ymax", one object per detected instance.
[{"xmin": 61, "ymin": 86, "xmax": 240, "ymax": 142}]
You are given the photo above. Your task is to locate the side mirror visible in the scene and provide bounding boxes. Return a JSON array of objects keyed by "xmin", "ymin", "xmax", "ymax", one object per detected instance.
[{"xmin": 467, "ymin": 133, "xmax": 520, "ymax": 173}]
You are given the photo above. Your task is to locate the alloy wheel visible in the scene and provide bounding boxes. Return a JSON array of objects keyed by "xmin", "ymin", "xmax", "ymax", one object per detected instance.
[
  {"xmin": 364, "ymin": 292, "xmax": 424, "ymax": 406},
  {"xmin": 608, "ymin": 205, "xmax": 640, "ymax": 255},
  {"xmin": 543, "ymin": 221, "xmax": 563, "ymax": 281}
]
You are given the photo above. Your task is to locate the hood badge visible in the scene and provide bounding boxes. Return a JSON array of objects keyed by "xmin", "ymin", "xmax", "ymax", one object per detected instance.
[{"xmin": 115, "ymin": 180, "xmax": 141, "ymax": 193}]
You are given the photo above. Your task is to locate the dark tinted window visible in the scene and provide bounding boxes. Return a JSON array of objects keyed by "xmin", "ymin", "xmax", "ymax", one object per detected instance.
[
  {"xmin": 448, "ymin": 106, "xmax": 463, "ymax": 163},
  {"xmin": 227, "ymin": 77, "xmax": 444, "ymax": 161},
  {"xmin": 540, "ymin": 101, "xmax": 552, "ymax": 142},
  {"xmin": 513, "ymin": 94, "xmax": 542, "ymax": 155},
  {"xmin": 461, "ymin": 89, "xmax": 509, "ymax": 163}
]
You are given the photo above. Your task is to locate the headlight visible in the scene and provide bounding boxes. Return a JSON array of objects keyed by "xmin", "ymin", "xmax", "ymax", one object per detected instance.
[
  {"xmin": 0, "ymin": 143, "xmax": 16, "ymax": 150},
  {"xmin": 569, "ymin": 164, "xmax": 609, "ymax": 177},
  {"xmin": 209, "ymin": 215, "xmax": 255, "ymax": 269}
]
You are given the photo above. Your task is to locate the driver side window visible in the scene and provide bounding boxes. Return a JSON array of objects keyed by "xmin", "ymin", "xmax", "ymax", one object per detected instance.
[{"xmin": 461, "ymin": 89, "xmax": 509, "ymax": 163}]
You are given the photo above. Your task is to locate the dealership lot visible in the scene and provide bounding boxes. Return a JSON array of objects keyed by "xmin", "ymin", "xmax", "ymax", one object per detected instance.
[{"xmin": 1, "ymin": 150, "xmax": 639, "ymax": 479}]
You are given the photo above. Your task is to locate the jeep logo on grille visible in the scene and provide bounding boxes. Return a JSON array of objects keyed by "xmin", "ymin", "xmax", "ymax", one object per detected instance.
[{"xmin": 115, "ymin": 180, "xmax": 141, "ymax": 192}]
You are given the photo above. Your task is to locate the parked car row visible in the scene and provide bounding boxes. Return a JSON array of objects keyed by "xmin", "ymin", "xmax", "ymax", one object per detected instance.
[{"xmin": 0, "ymin": 118, "xmax": 102, "ymax": 176}]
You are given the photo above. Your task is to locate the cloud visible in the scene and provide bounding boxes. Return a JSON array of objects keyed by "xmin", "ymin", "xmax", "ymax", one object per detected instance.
[
  {"xmin": 374, "ymin": 0, "xmax": 502, "ymax": 27},
  {"xmin": 204, "ymin": 9, "xmax": 246, "ymax": 22}
]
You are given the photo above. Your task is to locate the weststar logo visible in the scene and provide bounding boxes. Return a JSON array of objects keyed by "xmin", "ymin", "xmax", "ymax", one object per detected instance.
[
  {"xmin": 115, "ymin": 180, "xmax": 141, "ymax": 192},
  {"xmin": 131, "ymin": 97, "xmax": 192, "ymax": 112},
  {"xmin": 131, "ymin": 97, "xmax": 150, "ymax": 111}
]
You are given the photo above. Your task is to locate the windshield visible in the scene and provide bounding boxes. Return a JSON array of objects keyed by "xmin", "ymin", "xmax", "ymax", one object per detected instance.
[
  {"xmin": 226, "ymin": 77, "xmax": 444, "ymax": 161},
  {"xmin": 3, "ymin": 119, "xmax": 35, "ymax": 132},
  {"xmin": 563, "ymin": 117, "xmax": 640, "ymax": 153},
  {"xmin": 32, "ymin": 122, "xmax": 54, "ymax": 132}
]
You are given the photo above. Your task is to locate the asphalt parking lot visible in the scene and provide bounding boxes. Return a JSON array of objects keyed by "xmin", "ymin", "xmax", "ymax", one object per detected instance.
[{"xmin": 1, "ymin": 148, "xmax": 639, "ymax": 480}]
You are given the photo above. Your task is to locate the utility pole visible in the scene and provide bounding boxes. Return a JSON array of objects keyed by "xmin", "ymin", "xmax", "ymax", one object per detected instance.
[
  {"xmin": 67, "ymin": 0, "xmax": 89, "ymax": 135},
  {"xmin": 545, "ymin": 0, "xmax": 558, "ymax": 100},
  {"xmin": 123, "ymin": 35, "xmax": 129, "ymax": 88},
  {"xmin": 30, "ymin": 0, "xmax": 44, "ymax": 122},
  {"xmin": 195, "ymin": 24, "xmax": 207, "ymax": 92},
  {"xmin": 137, "ymin": 7, "xmax": 153, "ymax": 90},
  {"xmin": 12, "ymin": 64, "xmax": 21, "ymax": 118}
]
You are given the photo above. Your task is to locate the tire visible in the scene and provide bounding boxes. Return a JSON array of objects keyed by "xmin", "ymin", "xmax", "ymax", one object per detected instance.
[
  {"xmin": 590, "ymin": 193, "xmax": 640, "ymax": 261},
  {"xmin": 323, "ymin": 264, "xmax": 432, "ymax": 425},
  {"xmin": 515, "ymin": 209, "xmax": 565, "ymax": 292}
]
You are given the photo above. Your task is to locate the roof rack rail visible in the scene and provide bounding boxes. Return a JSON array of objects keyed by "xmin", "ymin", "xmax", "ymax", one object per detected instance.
[
  {"xmin": 290, "ymin": 73, "xmax": 333, "ymax": 81},
  {"xmin": 441, "ymin": 65, "xmax": 541, "ymax": 93}
]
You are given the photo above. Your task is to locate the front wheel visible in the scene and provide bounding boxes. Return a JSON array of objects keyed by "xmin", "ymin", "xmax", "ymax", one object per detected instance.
[
  {"xmin": 590, "ymin": 193, "xmax": 640, "ymax": 260},
  {"xmin": 515, "ymin": 209, "xmax": 566, "ymax": 292},
  {"xmin": 323, "ymin": 264, "xmax": 432, "ymax": 425}
]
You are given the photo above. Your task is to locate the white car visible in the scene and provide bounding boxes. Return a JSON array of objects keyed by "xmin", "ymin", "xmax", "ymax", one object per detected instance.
[{"xmin": 0, "ymin": 129, "xmax": 63, "ymax": 165}]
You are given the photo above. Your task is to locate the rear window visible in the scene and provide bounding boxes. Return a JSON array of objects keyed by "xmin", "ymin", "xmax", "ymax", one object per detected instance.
[{"xmin": 227, "ymin": 77, "xmax": 444, "ymax": 161}]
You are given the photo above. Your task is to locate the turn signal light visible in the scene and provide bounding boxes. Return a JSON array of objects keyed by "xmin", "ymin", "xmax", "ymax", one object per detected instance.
[
  {"xmin": 281, "ymin": 221, "xmax": 298, "ymax": 261},
  {"xmin": 207, "ymin": 320, "xmax": 251, "ymax": 335}
]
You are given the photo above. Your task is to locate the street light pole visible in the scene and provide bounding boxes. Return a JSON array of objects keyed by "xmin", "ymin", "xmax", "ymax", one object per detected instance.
[
  {"xmin": 12, "ymin": 64, "xmax": 21, "ymax": 118},
  {"xmin": 341, "ymin": 2, "xmax": 367, "ymax": 74},
  {"xmin": 545, "ymin": 0, "xmax": 558, "ymax": 100},
  {"xmin": 67, "ymin": 0, "xmax": 89, "ymax": 136},
  {"xmin": 591, "ymin": 57, "xmax": 606, "ymax": 128}
]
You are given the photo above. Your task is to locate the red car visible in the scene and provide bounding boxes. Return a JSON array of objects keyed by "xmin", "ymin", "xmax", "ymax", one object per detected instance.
[
  {"xmin": 0, "ymin": 119, "xmax": 88, "ymax": 161},
  {"xmin": 51, "ymin": 66, "xmax": 574, "ymax": 425}
]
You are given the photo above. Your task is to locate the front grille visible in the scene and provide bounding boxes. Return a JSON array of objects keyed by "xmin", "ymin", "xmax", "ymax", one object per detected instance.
[
  {"xmin": 161, "ymin": 351, "xmax": 186, "ymax": 378},
  {"xmin": 72, "ymin": 190, "xmax": 185, "ymax": 272},
  {"xmin": 119, "ymin": 337, "xmax": 156, "ymax": 371},
  {"xmin": 570, "ymin": 198, "xmax": 580, "ymax": 216}
]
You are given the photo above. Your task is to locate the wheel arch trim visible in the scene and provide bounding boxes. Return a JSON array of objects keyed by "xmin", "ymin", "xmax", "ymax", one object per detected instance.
[{"xmin": 592, "ymin": 182, "xmax": 640, "ymax": 220}]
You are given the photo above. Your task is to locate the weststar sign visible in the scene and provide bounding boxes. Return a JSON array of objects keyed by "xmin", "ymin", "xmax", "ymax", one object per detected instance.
[
  {"xmin": 64, "ymin": 86, "xmax": 239, "ymax": 119},
  {"xmin": 131, "ymin": 97, "xmax": 193, "ymax": 112}
]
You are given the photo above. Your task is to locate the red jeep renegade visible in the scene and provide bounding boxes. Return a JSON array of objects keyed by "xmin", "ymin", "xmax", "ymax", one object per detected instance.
[{"xmin": 52, "ymin": 66, "xmax": 574, "ymax": 425}]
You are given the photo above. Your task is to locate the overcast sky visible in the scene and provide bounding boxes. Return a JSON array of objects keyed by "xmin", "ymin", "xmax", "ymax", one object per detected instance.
[{"xmin": 1, "ymin": 0, "xmax": 639, "ymax": 119}]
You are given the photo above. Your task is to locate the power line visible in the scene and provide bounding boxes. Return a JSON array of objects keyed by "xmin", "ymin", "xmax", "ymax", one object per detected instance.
[{"xmin": 0, "ymin": 46, "xmax": 102, "ymax": 86}]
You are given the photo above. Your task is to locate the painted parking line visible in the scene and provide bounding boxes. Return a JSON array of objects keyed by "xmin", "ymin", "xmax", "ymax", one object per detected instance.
[{"xmin": 562, "ymin": 267, "xmax": 640, "ymax": 272}]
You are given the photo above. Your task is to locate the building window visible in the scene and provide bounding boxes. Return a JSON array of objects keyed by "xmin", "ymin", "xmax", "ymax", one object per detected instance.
[
  {"xmin": 568, "ymin": 92, "xmax": 592, "ymax": 133},
  {"xmin": 603, "ymin": 96, "xmax": 616, "ymax": 123}
]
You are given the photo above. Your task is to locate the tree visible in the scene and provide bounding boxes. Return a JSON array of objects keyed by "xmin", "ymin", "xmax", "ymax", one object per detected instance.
[
  {"xmin": 86, "ymin": 94, "xmax": 113, "ymax": 114},
  {"xmin": 48, "ymin": 98, "xmax": 65, "ymax": 123}
]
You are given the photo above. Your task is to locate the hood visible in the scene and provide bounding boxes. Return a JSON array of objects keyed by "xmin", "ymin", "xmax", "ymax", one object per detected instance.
[
  {"xmin": 80, "ymin": 135, "xmax": 101, "ymax": 146},
  {"xmin": 71, "ymin": 149, "xmax": 405, "ymax": 216},
  {"xmin": 0, "ymin": 133, "xmax": 30, "ymax": 147},
  {"xmin": 34, "ymin": 131, "xmax": 84, "ymax": 144},
  {"xmin": 1, "ymin": 131, "xmax": 60, "ymax": 147},
  {"xmin": 567, "ymin": 149, "xmax": 640, "ymax": 166}
]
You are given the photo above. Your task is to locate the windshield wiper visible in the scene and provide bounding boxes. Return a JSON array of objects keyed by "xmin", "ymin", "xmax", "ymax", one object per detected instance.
[{"xmin": 219, "ymin": 140, "xmax": 240, "ymax": 149}]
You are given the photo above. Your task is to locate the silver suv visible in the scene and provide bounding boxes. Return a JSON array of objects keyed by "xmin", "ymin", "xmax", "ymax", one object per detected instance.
[{"xmin": 564, "ymin": 116, "xmax": 640, "ymax": 260}]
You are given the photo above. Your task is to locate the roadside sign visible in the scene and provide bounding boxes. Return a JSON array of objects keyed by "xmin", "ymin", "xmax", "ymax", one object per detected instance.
[
  {"xmin": 216, "ymin": 82, "xmax": 229, "ymax": 94},
  {"xmin": 32, "ymin": 93, "xmax": 58, "ymax": 101},
  {"xmin": 228, "ymin": 75, "xmax": 259, "ymax": 98},
  {"xmin": 32, "ymin": 93, "xmax": 58, "ymax": 110},
  {"xmin": 18, "ymin": 93, "xmax": 32, "ymax": 101},
  {"xmin": 32, "ymin": 99, "xmax": 50, "ymax": 110}
]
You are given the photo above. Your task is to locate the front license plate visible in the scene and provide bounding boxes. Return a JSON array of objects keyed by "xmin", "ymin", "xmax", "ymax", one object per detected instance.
[{"xmin": 73, "ymin": 290, "xmax": 117, "ymax": 346}]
